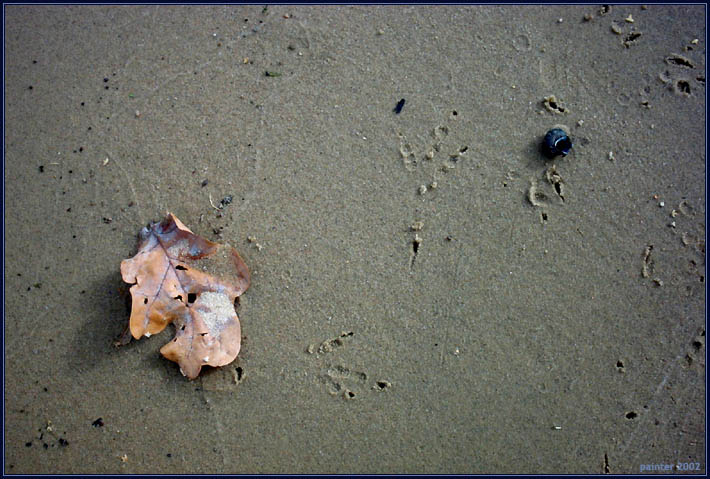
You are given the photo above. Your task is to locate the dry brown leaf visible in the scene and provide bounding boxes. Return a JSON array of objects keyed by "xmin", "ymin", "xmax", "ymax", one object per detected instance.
[{"xmin": 120, "ymin": 213, "xmax": 250, "ymax": 379}]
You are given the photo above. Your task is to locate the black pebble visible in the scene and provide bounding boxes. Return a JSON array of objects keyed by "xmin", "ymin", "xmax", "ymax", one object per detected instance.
[
  {"xmin": 542, "ymin": 128, "xmax": 572, "ymax": 158},
  {"xmin": 393, "ymin": 98, "xmax": 405, "ymax": 114},
  {"xmin": 219, "ymin": 195, "xmax": 233, "ymax": 208}
]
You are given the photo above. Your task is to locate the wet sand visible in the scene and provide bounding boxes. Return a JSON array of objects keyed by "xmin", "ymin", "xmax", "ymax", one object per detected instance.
[{"xmin": 4, "ymin": 5, "xmax": 705, "ymax": 474}]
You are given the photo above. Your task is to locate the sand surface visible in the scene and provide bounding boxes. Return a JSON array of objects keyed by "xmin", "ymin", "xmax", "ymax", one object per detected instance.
[{"xmin": 4, "ymin": 5, "xmax": 706, "ymax": 474}]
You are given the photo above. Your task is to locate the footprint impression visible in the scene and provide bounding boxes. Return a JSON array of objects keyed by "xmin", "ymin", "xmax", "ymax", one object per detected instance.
[
  {"xmin": 397, "ymin": 111, "xmax": 470, "ymax": 195},
  {"xmin": 396, "ymin": 111, "xmax": 471, "ymax": 269},
  {"xmin": 307, "ymin": 331, "xmax": 392, "ymax": 400},
  {"xmin": 526, "ymin": 161, "xmax": 567, "ymax": 224}
]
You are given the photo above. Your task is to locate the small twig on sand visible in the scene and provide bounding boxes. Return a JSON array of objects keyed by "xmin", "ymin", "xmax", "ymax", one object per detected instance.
[{"xmin": 208, "ymin": 193, "xmax": 221, "ymax": 211}]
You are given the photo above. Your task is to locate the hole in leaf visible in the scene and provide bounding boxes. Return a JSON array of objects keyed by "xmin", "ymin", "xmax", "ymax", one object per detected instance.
[
  {"xmin": 174, "ymin": 295, "xmax": 183, "ymax": 302},
  {"xmin": 235, "ymin": 366, "xmax": 243, "ymax": 381},
  {"xmin": 175, "ymin": 265, "xmax": 187, "ymax": 270},
  {"xmin": 187, "ymin": 293, "xmax": 197, "ymax": 303},
  {"xmin": 180, "ymin": 325, "xmax": 186, "ymax": 331},
  {"xmin": 143, "ymin": 298, "xmax": 148, "ymax": 304}
]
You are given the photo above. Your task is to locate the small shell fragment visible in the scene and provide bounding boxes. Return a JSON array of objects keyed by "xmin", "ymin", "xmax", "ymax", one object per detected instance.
[{"xmin": 247, "ymin": 235, "xmax": 263, "ymax": 251}]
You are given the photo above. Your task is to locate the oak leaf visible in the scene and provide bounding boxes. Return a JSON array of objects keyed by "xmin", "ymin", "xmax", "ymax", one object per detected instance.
[{"xmin": 120, "ymin": 213, "xmax": 250, "ymax": 379}]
